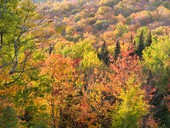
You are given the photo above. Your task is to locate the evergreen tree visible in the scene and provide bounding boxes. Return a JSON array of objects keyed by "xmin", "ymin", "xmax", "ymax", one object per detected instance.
[
  {"xmin": 136, "ymin": 31, "xmax": 145, "ymax": 58},
  {"xmin": 130, "ymin": 34, "xmax": 133, "ymax": 44},
  {"xmin": 146, "ymin": 31, "xmax": 152, "ymax": 47},
  {"xmin": 128, "ymin": 35, "xmax": 135, "ymax": 51},
  {"xmin": 133, "ymin": 40, "xmax": 136, "ymax": 47},
  {"xmin": 128, "ymin": 39, "xmax": 136, "ymax": 56},
  {"xmin": 98, "ymin": 41, "xmax": 109, "ymax": 65},
  {"xmin": 114, "ymin": 40, "xmax": 121, "ymax": 61}
]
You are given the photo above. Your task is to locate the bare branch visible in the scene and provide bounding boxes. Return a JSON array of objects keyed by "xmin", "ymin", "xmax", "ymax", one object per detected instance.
[{"xmin": 0, "ymin": 32, "xmax": 4, "ymax": 49}]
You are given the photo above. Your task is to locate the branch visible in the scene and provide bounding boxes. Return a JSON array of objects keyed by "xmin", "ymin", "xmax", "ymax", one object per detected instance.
[
  {"xmin": 0, "ymin": 32, "xmax": 4, "ymax": 49},
  {"xmin": 0, "ymin": 62, "xmax": 13, "ymax": 69},
  {"xmin": 23, "ymin": 2, "xmax": 35, "ymax": 24},
  {"xmin": 4, "ymin": 51, "xmax": 32, "ymax": 86}
]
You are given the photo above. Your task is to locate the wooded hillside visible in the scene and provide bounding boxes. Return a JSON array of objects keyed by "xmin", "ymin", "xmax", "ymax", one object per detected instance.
[{"xmin": 0, "ymin": 0, "xmax": 170, "ymax": 127}]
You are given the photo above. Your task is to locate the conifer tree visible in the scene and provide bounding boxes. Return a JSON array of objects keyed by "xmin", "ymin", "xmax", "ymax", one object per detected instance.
[
  {"xmin": 128, "ymin": 37, "xmax": 136, "ymax": 56},
  {"xmin": 114, "ymin": 40, "xmax": 121, "ymax": 61},
  {"xmin": 134, "ymin": 40, "xmax": 136, "ymax": 47},
  {"xmin": 146, "ymin": 31, "xmax": 152, "ymax": 47},
  {"xmin": 136, "ymin": 31, "xmax": 145, "ymax": 58},
  {"xmin": 128, "ymin": 35, "xmax": 135, "ymax": 50},
  {"xmin": 98, "ymin": 41, "xmax": 109, "ymax": 65},
  {"xmin": 130, "ymin": 34, "xmax": 133, "ymax": 44}
]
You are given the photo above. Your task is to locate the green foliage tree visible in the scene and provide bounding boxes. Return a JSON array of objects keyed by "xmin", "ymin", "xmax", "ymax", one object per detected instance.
[
  {"xmin": 146, "ymin": 31, "xmax": 152, "ymax": 47},
  {"xmin": 0, "ymin": 1, "xmax": 47, "ymax": 127},
  {"xmin": 113, "ymin": 40, "xmax": 121, "ymax": 61},
  {"xmin": 98, "ymin": 41, "xmax": 109, "ymax": 65},
  {"xmin": 60, "ymin": 40, "xmax": 94, "ymax": 59},
  {"xmin": 130, "ymin": 34, "xmax": 133, "ymax": 44},
  {"xmin": 163, "ymin": 1, "xmax": 170, "ymax": 9},
  {"xmin": 136, "ymin": 31, "xmax": 145, "ymax": 58},
  {"xmin": 135, "ymin": 27, "xmax": 149, "ymax": 45},
  {"xmin": 143, "ymin": 36, "xmax": 170, "ymax": 127},
  {"xmin": 143, "ymin": 35, "xmax": 170, "ymax": 91},
  {"xmin": 115, "ymin": 22, "xmax": 128, "ymax": 37},
  {"xmin": 80, "ymin": 51, "xmax": 101, "ymax": 70},
  {"xmin": 112, "ymin": 78, "xmax": 148, "ymax": 128},
  {"xmin": 94, "ymin": 20, "xmax": 109, "ymax": 30},
  {"xmin": 0, "ymin": 0, "xmax": 38, "ymax": 86},
  {"xmin": 99, "ymin": 0, "xmax": 119, "ymax": 7},
  {"xmin": 0, "ymin": 106, "xmax": 19, "ymax": 128}
]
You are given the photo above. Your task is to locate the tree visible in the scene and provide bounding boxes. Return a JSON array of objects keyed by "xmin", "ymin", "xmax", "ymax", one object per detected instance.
[
  {"xmin": 143, "ymin": 36, "xmax": 170, "ymax": 86},
  {"xmin": 113, "ymin": 40, "xmax": 121, "ymax": 61},
  {"xmin": 127, "ymin": 35, "xmax": 136, "ymax": 56},
  {"xmin": 40, "ymin": 54, "xmax": 77, "ymax": 128},
  {"xmin": 112, "ymin": 78, "xmax": 148, "ymax": 128},
  {"xmin": 115, "ymin": 22, "xmax": 128, "ymax": 38},
  {"xmin": 0, "ymin": 1, "xmax": 48, "ymax": 127},
  {"xmin": 130, "ymin": 34, "xmax": 133, "ymax": 44},
  {"xmin": 110, "ymin": 50, "xmax": 148, "ymax": 127},
  {"xmin": 146, "ymin": 31, "xmax": 152, "ymax": 47},
  {"xmin": 136, "ymin": 31, "xmax": 145, "ymax": 58},
  {"xmin": 99, "ymin": 0, "xmax": 119, "ymax": 7},
  {"xmin": 80, "ymin": 51, "xmax": 102, "ymax": 90},
  {"xmin": 143, "ymin": 36, "xmax": 170, "ymax": 127},
  {"xmin": 98, "ymin": 41, "xmax": 109, "ymax": 65},
  {"xmin": 0, "ymin": 106, "xmax": 19, "ymax": 128},
  {"xmin": 0, "ymin": 0, "xmax": 38, "ymax": 86}
]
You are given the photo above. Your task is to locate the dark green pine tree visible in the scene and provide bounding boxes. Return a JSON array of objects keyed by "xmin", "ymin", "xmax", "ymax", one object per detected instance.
[
  {"xmin": 130, "ymin": 34, "xmax": 133, "ymax": 44},
  {"xmin": 133, "ymin": 40, "xmax": 136, "ymax": 47},
  {"xmin": 98, "ymin": 41, "xmax": 109, "ymax": 65},
  {"xmin": 114, "ymin": 40, "xmax": 121, "ymax": 61},
  {"xmin": 128, "ymin": 35, "xmax": 134, "ymax": 50},
  {"xmin": 146, "ymin": 31, "xmax": 152, "ymax": 47},
  {"xmin": 136, "ymin": 31, "xmax": 145, "ymax": 58}
]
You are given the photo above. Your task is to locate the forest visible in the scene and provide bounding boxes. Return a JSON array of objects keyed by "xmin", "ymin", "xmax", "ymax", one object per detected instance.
[{"xmin": 0, "ymin": 0, "xmax": 170, "ymax": 128}]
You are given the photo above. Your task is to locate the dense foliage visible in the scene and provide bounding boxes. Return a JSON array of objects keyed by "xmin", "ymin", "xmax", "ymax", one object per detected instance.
[{"xmin": 0, "ymin": 0, "xmax": 170, "ymax": 127}]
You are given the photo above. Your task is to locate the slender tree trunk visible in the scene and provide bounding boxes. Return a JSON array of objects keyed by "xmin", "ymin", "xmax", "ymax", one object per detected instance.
[{"xmin": 59, "ymin": 107, "xmax": 63, "ymax": 128}]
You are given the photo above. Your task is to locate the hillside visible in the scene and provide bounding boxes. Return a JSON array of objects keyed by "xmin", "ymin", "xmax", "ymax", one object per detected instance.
[{"xmin": 0, "ymin": 0, "xmax": 170, "ymax": 127}]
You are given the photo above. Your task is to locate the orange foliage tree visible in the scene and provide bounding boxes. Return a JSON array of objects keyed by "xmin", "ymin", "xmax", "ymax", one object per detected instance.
[{"xmin": 40, "ymin": 54, "xmax": 78, "ymax": 128}]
